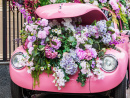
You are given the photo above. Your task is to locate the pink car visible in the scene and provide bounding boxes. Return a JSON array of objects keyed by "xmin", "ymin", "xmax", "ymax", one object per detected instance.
[{"xmin": 10, "ymin": 3, "xmax": 129, "ymax": 98}]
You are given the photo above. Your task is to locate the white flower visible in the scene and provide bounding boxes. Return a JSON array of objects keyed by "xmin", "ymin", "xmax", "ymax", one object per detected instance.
[
  {"xmin": 54, "ymin": 29, "xmax": 58, "ymax": 33},
  {"xmin": 58, "ymin": 86, "xmax": 61, "ymax": 90},
  {"xmin": 55, "ymin": 83, "xmax": 58, "ymax": 87},
  {"xmin": 52, "ymin": 79, "xmax": 56, "ymax": 83},
  {"xmin": 40, "ymin": 67, "xmax": 44, "ymax": 71},
  {"xmin": 30, "ymin": 67, "xmax": 35, "ymax": 71},
  {"xmin": 57, "ymin": 30, "xmax": 62, "ymax": 35},
  {"xmin": 93, "ymin": 1, "xmax": 99, "ymax": 6},
  {"xmin": 121, "ymin": 5, "xmax": 126, "ymax": 13},
  {"xmin": 80, "ymin": 61, "xmax": 87, "ymax": 69},
  {"xmin": 27, "ymin": 69, "xmax": 32, "ymax": 74},
  {"xmin": 58, "ymin": 54, "xmax": 61, "ymax": 58},
  {"xmin": 48, "ymin": 64, "xmax": 51, "ymax": 67},
  {"xmin": 52, "ymin": 73, "xmax": 56, "ymax": 77}
]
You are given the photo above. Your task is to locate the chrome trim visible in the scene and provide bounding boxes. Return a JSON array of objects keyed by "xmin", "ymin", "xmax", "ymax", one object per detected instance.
[
  {"xmin": 11, "ymin": 52, "xmax": 25, "ymax": 69},
  {"xmin": 101, "ymin": 54, "xmax": 118, "ymax": 72}
]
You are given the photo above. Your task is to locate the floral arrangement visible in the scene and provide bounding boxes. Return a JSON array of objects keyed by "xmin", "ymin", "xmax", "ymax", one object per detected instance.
[{"xmin": 14, "ymin": 1, "xmax": 125, "ymax": 90}]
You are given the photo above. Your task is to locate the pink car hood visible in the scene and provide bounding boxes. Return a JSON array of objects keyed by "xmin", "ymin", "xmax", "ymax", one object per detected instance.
[{"xmin": 35, "ymin": 3, "xmax": 107, "ymax": 24}]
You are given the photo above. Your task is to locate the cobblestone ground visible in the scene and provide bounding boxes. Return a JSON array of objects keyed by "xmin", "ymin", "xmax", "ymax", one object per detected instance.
[
  {"xmin": 0, "ymin": 65, "xmax": 130, "ymax": 98},
  {"xmin": 0, "ymin": 65, "xmax": 11, "ymax": 98}
]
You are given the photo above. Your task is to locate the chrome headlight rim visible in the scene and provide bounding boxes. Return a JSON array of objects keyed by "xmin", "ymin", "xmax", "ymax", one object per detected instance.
[
  {"xmin": 101, "ymin": 54, "xmax": 118, "ymax": 72},
  {"xmin": 11, "ymin": 52, "xmax": 25, "ymax": 69}
]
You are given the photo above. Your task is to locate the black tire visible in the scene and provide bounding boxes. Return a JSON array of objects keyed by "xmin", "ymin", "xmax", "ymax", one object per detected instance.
[
  {"xmin": 11, "ymin": 80, "xmax": 23, "ymax": 98},
  {"xmin": 113, "ymin": 76, "xmax": 126, "ymax": 98}
]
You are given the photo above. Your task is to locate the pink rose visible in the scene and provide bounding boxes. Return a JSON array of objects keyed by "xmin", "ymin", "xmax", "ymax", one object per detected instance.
[
  {"xmin": 38, "ymin": 30, "xmax": 47, "ymax": 39},
  {"xmin": 40, "ymin": 19, "xmax": 48, "ymax": 26},
  {"xmin": 44, "ymin": 26, "xmax": 51, "ymax": 35},
  {"xmin": 45, "ymin": 45, "xmax": 58, "ymax": 59},
  {"xmin": 28, "ymin": 47, "xmax": 34, "ymax": 54},
  {"xmin": 84, "ymin": 49, "xmax": 93, "ymax": 60},
  {"xmin": 27, "ymin": 42, "xmax": 33, "ymax": 49},
  {"xmin": 109, "ymin": 0, "xmax": 119, "ymax": 10}
]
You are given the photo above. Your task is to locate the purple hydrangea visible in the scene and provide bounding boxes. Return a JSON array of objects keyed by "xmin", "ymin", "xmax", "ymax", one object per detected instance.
[
  {"xmin": 60, "ymin": 53, "xmax": 78, "ymax": 75},
  {"xmin": 102, "ymin": 33, "xmax": 111, "ymax": 44},
  {"xmin": 96, "ymin": 20, "xmax": 107, "ymax": 35}
]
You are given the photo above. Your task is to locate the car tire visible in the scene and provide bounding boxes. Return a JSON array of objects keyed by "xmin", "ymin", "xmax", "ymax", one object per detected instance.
[
  {"xmin": 11, "ymin": 80, "xmax": 23, "ymax": 98},
  {"xmin": 113, "ymin": 76, "xmax": 126, "ymax": 98}
]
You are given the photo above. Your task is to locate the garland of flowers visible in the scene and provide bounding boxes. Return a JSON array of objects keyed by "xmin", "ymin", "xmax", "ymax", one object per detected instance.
[{"xmin": 15, "ymin": 2, "xmax": 125, "ymax": 90}]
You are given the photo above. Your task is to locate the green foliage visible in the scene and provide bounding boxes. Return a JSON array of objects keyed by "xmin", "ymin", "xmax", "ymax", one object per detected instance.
[{"xmin": 76, "ymin": 72, "xmax": 87, "ymax": 87}]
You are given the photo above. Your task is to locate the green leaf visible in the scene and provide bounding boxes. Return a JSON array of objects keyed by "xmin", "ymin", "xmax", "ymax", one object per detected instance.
[
  {"xmin": 87, "ymin": 38, "xmax": 93, "ymax": 45},
  {"xmin": 68, "ymin": 36, "xmax": 75, "ymax": 42},
  {"xmin": 92, "ymin": 43, "xmax": 100, "ymax": 50},
  {"xmin": 98, "ymin": 51, "xmax": 105, "ymax": 57},
  {"xmin": 79, "ymin": 44, "xmax": 85, "ymax": 50},
  {"xmin": 51, "ymin": 41, "xmax": 57, "ymax": 46},
  {"xmin": 106, "ymin": 21, "xmax": 112, "ymax": 27},
  {"xmin": 39, "ymin": 45, "xmax": 44, "ymax": 49},
  {"xmin": 91, "ymin": 20, "xmax": 97, "ymax": 26}
]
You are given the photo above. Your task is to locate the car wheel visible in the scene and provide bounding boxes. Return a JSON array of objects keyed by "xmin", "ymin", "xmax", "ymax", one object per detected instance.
[
  {"xmin": 11, "ymin": 80, "xmax": 32, "ymax": 98},
  {"xmin": 113, "ymin": 76, "xmax": 126, "ymax": 98}
]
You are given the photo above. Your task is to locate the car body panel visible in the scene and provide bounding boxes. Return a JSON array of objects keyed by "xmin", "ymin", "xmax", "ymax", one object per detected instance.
[
  {"xmin": 90, "ymin": 47, "xmax": 128, "ymax": 93},
  {"xmin": 10, "ymin": 46, "xmax": 128, "ymax": 93},
  {"xmin": 35, "ymin": 3, "xmax": 107, "ymax": 25},
  {"xmin": 10, "ymin": 46, "xmax": 33, "ymax": 90}
]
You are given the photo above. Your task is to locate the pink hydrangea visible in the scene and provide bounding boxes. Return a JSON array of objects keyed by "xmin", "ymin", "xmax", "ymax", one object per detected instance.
[
  {"xmin": 84, "ymin": 49, "xmax": 93, "ymax": 60},
  {"xmin": 45, "ymin": 45, "xmax": 58, "ymax": 59},
  {"xmin": 27, "ymin": 42, "xmax": 33, "ymax": 49},
  {"xmin": 40, "ymin": 19, "xmax": 48, "ymax": 26},
  {"xmin": 38, "ymin": 30, "xmax": 47, "ymax": 39},
  {"xmin": 44, "ymin": 26, "xmax": 51, "ymax": 35},
  {"xmin": 109, "ymin": 0, "xmax": 119, "ymax": 10},
  {"xmin": 76, "ymin": 48, "xmax": 86, "ymax": 60},
  {"xmin": 89, "ymin": 48, "xmax": 97, "ymax": 58},
  {"xmin": 51, "ymin": 38, "xmax": 61, "ymax": 50},
  {"xmin": 28, "ymin": 47, "xmax": 34, "ymax": 54}
]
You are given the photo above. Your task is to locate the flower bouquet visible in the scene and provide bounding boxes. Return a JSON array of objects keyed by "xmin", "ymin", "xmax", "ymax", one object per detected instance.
[{"xmin": 15, "ymin": 2, "xmax": 124, "ymax": 90}]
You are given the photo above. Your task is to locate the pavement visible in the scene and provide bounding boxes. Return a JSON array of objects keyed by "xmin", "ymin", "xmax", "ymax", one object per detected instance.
[{"xmin": 0, "ymin": 65, "xmax": 130, "ymax": 98}]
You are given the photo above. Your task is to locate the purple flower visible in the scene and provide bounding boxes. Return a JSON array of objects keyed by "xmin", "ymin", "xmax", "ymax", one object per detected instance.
[
  {"xmin": 28, "ymin": 36, "xmax": 36, "ymax": 42},
  {"xmin": 60, "ymin": 53, "xmax": 78, "ymax": 75},
  {"xmin": 41, "ymin": 40, "xmax": 45, "ymax": 45},
  {"xmin": 91, "ymin": 61, "xmax": 95, "ymax": 68},
  {"xmin": 99, "ymin": 0, "xmax": 107, "ymax": 3},
  {"xmin": 51, "ymin": 38, "xmax": 61, "ymax": 50}
]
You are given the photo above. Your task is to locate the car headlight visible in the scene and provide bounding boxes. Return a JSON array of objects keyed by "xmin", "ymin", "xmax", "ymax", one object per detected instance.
[
  {"xmin": 102, "ymin": 54, "xmax": 118, "ymax": 72},
  {"xmin": 11, "ymin": 52, "xmax": 25, "ymax": 69}
]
